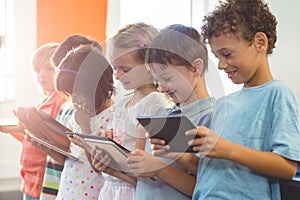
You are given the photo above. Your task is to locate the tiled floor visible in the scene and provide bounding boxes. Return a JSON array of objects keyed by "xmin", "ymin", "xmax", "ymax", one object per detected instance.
[{"xmin": 0, "ymin": 178, "xmax": 22, "ymax": 200}]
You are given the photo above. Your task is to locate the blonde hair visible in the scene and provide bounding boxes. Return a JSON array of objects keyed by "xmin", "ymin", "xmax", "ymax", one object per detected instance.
[
  {"xmin": 31, "ymin": 42, "xmax": 59, "ymax": 73},
  {"xmin": 110, "ymin": 22, "xmax": 158, "ymax": 63}
]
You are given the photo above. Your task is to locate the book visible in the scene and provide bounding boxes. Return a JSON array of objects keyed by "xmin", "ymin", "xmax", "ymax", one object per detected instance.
[
  {"xmin": 137, "ymin": 114, "xmax": 198, "ymax": 153},
  {"xmin": 68, "ymin": 132, "xmax": 131, "ymax": 173}
]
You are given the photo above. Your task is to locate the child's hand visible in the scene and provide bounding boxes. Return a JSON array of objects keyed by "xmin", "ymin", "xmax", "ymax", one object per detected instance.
[
  {"xmin": 92, "ymin": 129, "xmax": 114, "ymax": 139},
  {"xmin": 13, "ymin": 107, "xmax": 29, "ymax": 128},
  {"xmin": 147, "ymin": 132, "xmax": 169, "ymax": 156},
  {"xmin": 14, "ymin": 107, "xmax": 47, "ymax": 140},
  {"xmin": 148, "ymin": 136, "xmax": 180, "ymax": 159},
  {"xmin": 91, "ymin": 147, "xmax": 112, "ymax": 172},
  {"xmin": 67, "ymin": 134, "xmax": 85, "ymax": 149},
  {"xmin": 186, "ymin": 126, "xmax": 229, "ymax": 159},
  {"xmin": 74, "ymin": 106, "xmax": 91, "ymax": 133},
  {"xmin": 127, "ymin": 149, "xmax": 167, "ymax": 178}
]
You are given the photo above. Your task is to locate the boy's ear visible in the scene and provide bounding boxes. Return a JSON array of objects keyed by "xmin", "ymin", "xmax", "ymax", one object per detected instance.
[
  {"xmin": 192, "ymin": 58, "xmax": 204, "ymax": 76},
  {"xmin": 254, "ymin": 32, "xmax": 268, "ymax": 52}
]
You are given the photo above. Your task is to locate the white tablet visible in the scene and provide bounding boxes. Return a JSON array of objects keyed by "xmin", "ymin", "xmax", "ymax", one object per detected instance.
[
  {"xmin": 37, "ymin": 110, "xmax": 72, "ymax": 136},
  {"xmin": 69, "ymin": 133, "xmax": 131, "ymax": 173},
  {"xmin": 30, "ymin": 134, "xmax": 78, "ymax": 160}
]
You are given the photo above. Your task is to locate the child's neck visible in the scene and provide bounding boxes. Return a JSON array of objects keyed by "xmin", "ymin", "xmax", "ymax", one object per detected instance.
[
  {"xmin": 180, "ymin": 77, "xmax": 210, "ymax": 107},
  {"xmin": 135, "ymin": 83, "xmax": 157, "ymax": 96},
  {"xmin": 44, "ymin": 89, "xmax": 55, "ymax": 97},
  {"xmin": 126, "ymin": 83, "xmax": 157, "ymax": 108},
  {"xmin": 95, "ymin": 98, "xmax": 113, "ymax": 114}
]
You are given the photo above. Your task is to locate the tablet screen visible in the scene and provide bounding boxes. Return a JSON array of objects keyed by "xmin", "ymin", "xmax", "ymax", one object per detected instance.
[
  {"xmin": 38, "ymin": 110, "xmax": 71, "ymax": 136},
  {"xmin": 137, "ymin": 115, "xmax": 198, "ymax": 153},
  {"xmin": 66, "ymin": 132, "xmax": 131, "ymax": 154},
  {"xmin": 72, "ymin": 133, "xmax": 131, "ymax": 172}
]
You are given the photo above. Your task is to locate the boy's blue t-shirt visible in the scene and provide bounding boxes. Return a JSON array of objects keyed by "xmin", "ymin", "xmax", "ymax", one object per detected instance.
[
  {"xmin": 135, "ymin": 97, "xmax": 215, "ymax": 200},
  {"xmin": 193, "ymin": 80, "xmax": 300, "ymax": 200}
]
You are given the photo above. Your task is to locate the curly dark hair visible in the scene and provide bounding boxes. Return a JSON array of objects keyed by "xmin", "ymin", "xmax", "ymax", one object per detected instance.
[{"xmin": 201, "ymin": 0, "xmax": 277, "ymax": 54}]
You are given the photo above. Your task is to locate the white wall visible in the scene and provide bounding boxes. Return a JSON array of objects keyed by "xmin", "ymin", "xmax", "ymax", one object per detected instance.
[
  {"xmin": 0, "ymin": 0, "xmax": 299, "ymax": 181},
  {"xmin": 0, "ymin": 0, "xmax": 39, "ymax": 179},
  {"xmin": 267, "ymin": 0, "xmax": 300, "ymax": 113}
]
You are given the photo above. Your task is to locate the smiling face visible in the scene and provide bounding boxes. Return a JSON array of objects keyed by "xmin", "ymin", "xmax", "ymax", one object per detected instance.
[
  {"xmin": 152, "ymin": 63, "xmax": 196, "ymax": 106},
  {"xmin": 209, "ymin": 33, "xmax": 272, "ymax": 87},
  {"xmin": 112, "ymin": 51, "xmax": 154, "ymax": 90}
]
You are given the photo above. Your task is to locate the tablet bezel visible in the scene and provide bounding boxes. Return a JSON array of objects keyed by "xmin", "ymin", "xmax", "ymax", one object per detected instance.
[
  {"xmin": 68, "ymin": 133, "xmax": 131, "ymax": 172},
  {"xmin": 137, "ymin": 114, "xmax": 198, "ymax": 153},
  {"xmin": 37, "ymin": 110, "xmax": 72, "ymax": 136}
]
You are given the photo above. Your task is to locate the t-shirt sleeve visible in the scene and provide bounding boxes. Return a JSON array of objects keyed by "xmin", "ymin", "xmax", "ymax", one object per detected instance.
[
  {"xmin": 270, "ymin": 86, "xmax": 300, "ymax": 162},
  {"xmin": 56, "ymin": 102, "xmax": 75, "ymax": 131},
  {"xmin": 136, "ymin": 92, "xmax": 171, "ymax": 117}
]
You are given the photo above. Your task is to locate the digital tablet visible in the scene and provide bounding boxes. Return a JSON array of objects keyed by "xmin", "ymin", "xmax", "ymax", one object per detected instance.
[
  {"xmin": 37, "ymin": 110, "xmax": 72, "ymax": 136},
  {"xmin": 137, "ymin": 115, "xmax": 198, "ymax": 153},
  {"xmin": 67, "ymin": 132, "xmax": 131, "ymax": 173},
  {"xmin": 0, "ymin": 117, "xmax": 19, "ymax": 133},
  {"xmin": 30, "ymin": 134, "xmax": 78, "ymax": 160},
  {"xmin": 0, "ymin": 117, "xmax": 18, "ymax": 126}
]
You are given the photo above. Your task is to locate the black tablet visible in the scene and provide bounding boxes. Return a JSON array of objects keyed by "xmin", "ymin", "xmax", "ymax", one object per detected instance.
[
  {"xmin": 67, "ymin": 132, "xmax": 131, "ymax": 172},
  {"xmin": 137, "ymin": 115, "xmax": 198, "ymax": 153}
]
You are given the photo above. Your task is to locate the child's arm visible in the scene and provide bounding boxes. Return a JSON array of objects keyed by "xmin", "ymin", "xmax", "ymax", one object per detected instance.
[
  {"xmin": 127, "ymin": 149, "xmax": 196, "ymax": 197},
  {"xmin": 14, "ymin": 107, "xmax": 70, "ymax": 149},
  {"xmin": 187, "ymin": 126, "xmax": 298, "ymax": 179},
  {"xmin": 29, "ymin": 135, "xmax": 66, "ymax": 164},
  {"xmin": 91, "ymin": 147, "xmax": 137, "ymax": 187},
  {"xmin": 73, "ymin": 106, "xmax": 91, "ymax": 133},
  {"xmin": 136, "ymin": 124, "xmax": 146, "ymax": 150},
  {"xmin": 0, "ymin": 125, "xmax": 26, "ymax": 142},
  {"xmin": 67, "ymin": 134, "xmax": 101, "ymax": 172},
  {"xmin": 150, "ymin": 137, "xmax": 200, "ymax": 175}
]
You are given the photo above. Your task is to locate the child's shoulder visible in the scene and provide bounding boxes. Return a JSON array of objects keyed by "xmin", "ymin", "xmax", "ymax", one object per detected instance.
[
  {"xmin": 254, "ymin": 80, "xmax": 294, "ymax": 97},
  {"xmin": 140, "ymin": 91, "xmax": 172, "ymax": 107},
  {"xmin": 231, "ymin": 80, "xmax": 292, "ymax": 96},
  {"xmin": 216, "ymin": 80, "xmax": 295, "ymax": 104},
  {"xmin": 144, "ymin": 91, "xmax": 166, "ymax": 99}
]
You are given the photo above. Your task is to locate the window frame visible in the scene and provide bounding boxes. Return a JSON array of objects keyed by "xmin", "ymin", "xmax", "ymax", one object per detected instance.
[{"xmin": 0, "ymin": 0, "xmax": 14, "ymax": 102}]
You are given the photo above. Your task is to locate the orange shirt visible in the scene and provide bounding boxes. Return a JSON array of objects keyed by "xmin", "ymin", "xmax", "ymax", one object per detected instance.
[{"xmin": 20, "ymin": 91, "xmax": 68, "ymax": 198}]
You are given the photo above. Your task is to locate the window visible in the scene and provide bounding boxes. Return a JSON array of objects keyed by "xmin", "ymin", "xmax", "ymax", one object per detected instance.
[
  {"xmin": 0, "ymin": 0, "xmax": 13, "ymax": 102},
  {"xmin": 119, "ymin": 0, "xmax": 192, "ymax": 29},
  {"xmin": 108, "ymin": 0, "xmax": 241, "ymax": 97}
]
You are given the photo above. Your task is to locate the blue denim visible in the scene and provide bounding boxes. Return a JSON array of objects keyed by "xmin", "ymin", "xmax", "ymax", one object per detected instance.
[{"xmin": 23, "ymin": 193, "xmax": 39, "ymax": 200}]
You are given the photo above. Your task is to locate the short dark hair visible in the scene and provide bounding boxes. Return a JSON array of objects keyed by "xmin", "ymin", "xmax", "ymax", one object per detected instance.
[
  {"xmin": 56, "ymin": 45, "xmax": 114, "ymax": 111},
  {"xmin": 201, "ymin": 0, "xmax": 277, "ymax": 54},
  {"xmin": 146, "ymin": 24, "xmax": 208, "ymax": 73}
]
